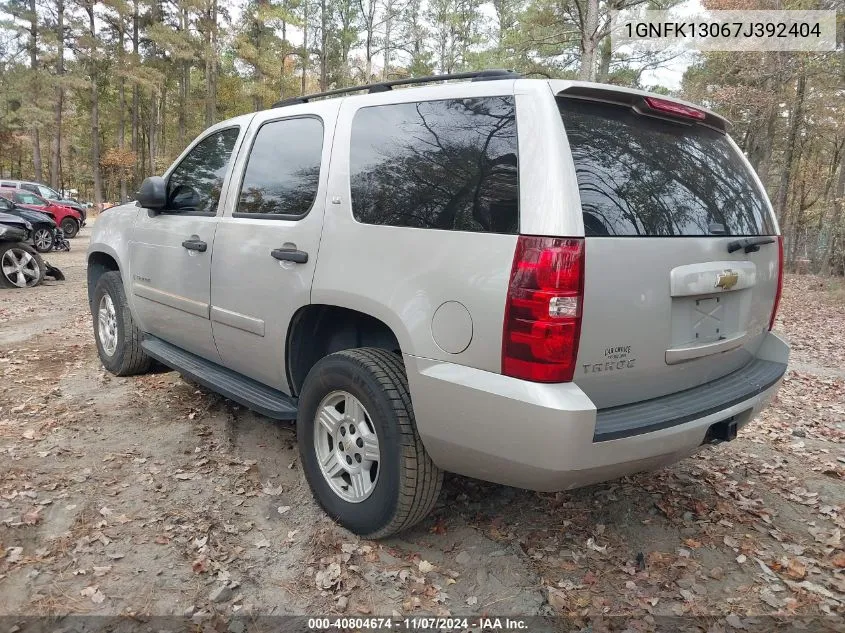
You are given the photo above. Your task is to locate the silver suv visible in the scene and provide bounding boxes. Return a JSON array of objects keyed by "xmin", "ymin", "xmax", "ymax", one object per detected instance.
[{"xmin": 87, "ymin": 72, "xmax": 789, "ymax": 538}]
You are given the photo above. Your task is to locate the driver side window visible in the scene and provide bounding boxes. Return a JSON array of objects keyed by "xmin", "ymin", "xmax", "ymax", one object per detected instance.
[
  {"xmin": 167, "ymin": 127, "xmax": 240, "ymax": 214},
  {"xmin": 0, "ymin": 198, "xmax": 12, "ymax": 211}
]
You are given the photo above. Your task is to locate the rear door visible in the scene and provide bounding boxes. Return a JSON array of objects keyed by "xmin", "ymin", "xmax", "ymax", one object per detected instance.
[
  {"xmin": 557, "ymin": 92, "xmax": 780, "ymax": 409},
  {"xmin": 209, "ymin": 101, "xmax": 338, "ymax": 391}
]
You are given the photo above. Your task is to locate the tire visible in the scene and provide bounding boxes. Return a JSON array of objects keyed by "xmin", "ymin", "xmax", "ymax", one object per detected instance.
[
  {"xmin": 0, "ymin": 242, "xmax": 45, "ymax": 288},
  {"xmin": 92, "ymin": 270, "xmax": 153, "ymax": 376},
  {"xmin": 297, "ymin": 348, "xmax": 443, "ymax": 538},
  {"xmin": 60, "ymin": 217, "xmax": 79, "ymax": 238},
  {"xmin": 32, "ymin": 226, "xmax": 54, "ymax": 253}
]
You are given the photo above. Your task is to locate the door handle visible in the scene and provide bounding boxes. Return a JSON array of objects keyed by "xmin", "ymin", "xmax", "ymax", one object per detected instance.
[
  {"xmin": 182, "ymin": 238, "xmax": 207, "ymax": 253},
  {"xmin": 270, "ymin": 248, "xmax": 308, "ymax": 264}
]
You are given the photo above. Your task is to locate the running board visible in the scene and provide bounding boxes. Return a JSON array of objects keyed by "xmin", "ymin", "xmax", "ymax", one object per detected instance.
[{"xmin": 141, "ymin": 336, "xmax": 298, "ymax": 420}]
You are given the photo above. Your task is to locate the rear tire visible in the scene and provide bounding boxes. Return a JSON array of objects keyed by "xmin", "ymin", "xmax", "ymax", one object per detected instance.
[
  {"xmin": 60, "ymin": 217, "xmax": 79, "ymax": 238},
  {"xmin": 92, "ymin": 270, "xmax": 153, "ymax": 376},
  {"xmin": 297, "ymin": 348, "xmax": 443, "ymax": 538},
  {"xmin": 0, "ymin": 242, "xmax": 45, "ymax": 288}
]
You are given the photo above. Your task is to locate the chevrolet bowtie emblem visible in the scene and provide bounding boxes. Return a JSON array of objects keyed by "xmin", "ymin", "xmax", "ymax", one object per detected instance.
[{"xmin": 715, "ymin": 269, "xmax": 739, "ymax": 290}]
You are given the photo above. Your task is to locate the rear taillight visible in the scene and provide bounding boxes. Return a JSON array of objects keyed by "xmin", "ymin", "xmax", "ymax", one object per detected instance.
[
  {"xmin": 502, "ymin": 236, "xmax": 585, "ymax": 383},
  {"xmin": 643, "ymin": 96, "xmax": 706, "ymax": 121},
  {"xmin": 769, "ymin": 235, "xmax": 784, "ymax": 330}
]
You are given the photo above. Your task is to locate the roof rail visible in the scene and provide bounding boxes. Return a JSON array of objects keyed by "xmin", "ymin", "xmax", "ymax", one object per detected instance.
[{"xmin": 271, "ymin": 69, "xmax": 521, "ymax": 109}]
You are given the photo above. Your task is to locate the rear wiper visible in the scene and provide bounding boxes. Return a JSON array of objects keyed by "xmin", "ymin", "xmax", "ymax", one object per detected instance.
[{"xmin": 727, "ymin": 237, "xmax": 776, "ymax": 254}]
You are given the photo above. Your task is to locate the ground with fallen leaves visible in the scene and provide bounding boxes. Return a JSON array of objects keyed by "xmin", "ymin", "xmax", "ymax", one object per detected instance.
[{"xmin": 1, "ymin": 226, "xmax": 843, "ymax": 624}]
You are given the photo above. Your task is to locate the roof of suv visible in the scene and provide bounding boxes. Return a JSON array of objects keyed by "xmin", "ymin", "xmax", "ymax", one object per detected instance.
[{"xmin": 255, "ymin": 73, "xmax": 729, "ymax": 132}]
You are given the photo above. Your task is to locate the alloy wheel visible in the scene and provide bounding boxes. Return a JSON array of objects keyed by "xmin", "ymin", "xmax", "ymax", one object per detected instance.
[
  {"xmin": 98, "ymin": 293, "xmax": 118, "ymax": 356},
  {"xmin": 34, "ymin": 229, "xmax": 53, "ymax": 252},
  {"xmin": 313, "ymin": 390, "xmax": 380, "ymax": 503},
  {"xmin": 1, "ymin": 247, "xmax": 41, "ymax": 288}
]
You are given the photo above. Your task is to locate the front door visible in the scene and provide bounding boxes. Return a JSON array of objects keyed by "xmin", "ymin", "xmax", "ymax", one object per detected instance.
[
  {"xmin": 210, "ymin": 102, "xmax": 339, "ymax": 391},
  {"xmin": 130, "ymin": 125, "xmax": 244, "ymax": 362}
]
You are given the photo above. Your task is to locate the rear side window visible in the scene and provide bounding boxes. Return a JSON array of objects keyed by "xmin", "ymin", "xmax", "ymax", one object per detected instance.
[
  {"xmin": 558, "ymin": 98, "xmax": 774, "ymax": 237},
  {"xmin": 236, "ymin": 117, "xmax": 323, "ymax": 218},
  {"xmin": 16, "ymin": 192, "xmax": 43, "ymax": 205},
  {"xmin": 350, "ymin": 96, "xmax": 518, "ymax": 234},
  {"xmin": 20, "ymin": 183, "xmax": 39, "ymax": 194}
]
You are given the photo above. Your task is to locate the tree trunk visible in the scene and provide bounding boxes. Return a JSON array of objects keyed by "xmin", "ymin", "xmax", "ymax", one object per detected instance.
[
  {"xmin": 149, "ymin": 90, "xmax": 158, "ymax": 176},
  {"xmin": 820, "ymin": 162, "xmax": 845, "ymax": 276},
  {"xmin": 319, "ymin": 0, "xmax": 327, "ymax": 90},
  {"xmin": 578, "ymin": 0, "xmax": 599, "ymax": 81},
  {"xmin": 49, "ymin": 0, "xmax": 65, "ymax": 189},
  {"xmin": 774, "ymin": 70, "xmax": 806, "ymax": 224},
  {"xmin": 118, "ymin": 24, "xmax": 127, "ymax": 202},
  {"xmin": 205, "ymin": 0, "xmax": 218, "ymax": 126},
  {"xmin": 131, "ymin": 0, "xmax": 140, "ymax": 188},
  {"xmin": 301, "ymin": 0, "xmax": 308, "ymax": 94},
  {"xmin": 29, "ymin": 0, "xmax": 42, "ymax": 182},
  {"xmin": 596, "ymin": 35, "xmax": 611, "ymax": 82},
  {"xmin": 88, "ymin": 1, "xmax": 103, "ymax": 207},
  {"xmin": 178, "ymin": 7, "xmax": 189, "ymax": 148}
]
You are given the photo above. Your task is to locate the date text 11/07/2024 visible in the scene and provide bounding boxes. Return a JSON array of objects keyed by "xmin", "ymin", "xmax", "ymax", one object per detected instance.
[{"xmin": 307, "ymin": 617, "xmax": 530, "ymax": 630}]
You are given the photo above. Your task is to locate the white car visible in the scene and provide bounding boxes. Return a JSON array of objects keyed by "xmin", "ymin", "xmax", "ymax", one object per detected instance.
[{"xmin": 87, "ymin": 71, "xmax": 789, "ymax": 537}]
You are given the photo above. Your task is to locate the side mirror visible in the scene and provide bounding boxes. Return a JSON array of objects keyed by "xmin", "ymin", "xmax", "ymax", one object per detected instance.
[{"xmin": 137, "ymin": 176, "xmax": 167, "ymax": 212}]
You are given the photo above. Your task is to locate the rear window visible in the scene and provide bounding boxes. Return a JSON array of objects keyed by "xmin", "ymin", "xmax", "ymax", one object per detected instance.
[{"xmin": 558, "ymin": 98, "xmax": 774, "ymax": 237}]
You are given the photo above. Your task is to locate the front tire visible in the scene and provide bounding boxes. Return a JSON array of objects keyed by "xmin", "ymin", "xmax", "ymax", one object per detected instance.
[
  {"xmin": 32, "ymin": 227, "xmax": 55, "ymax": 253},
  {"xmin": 92, "ymin": 271, "xmax": 153, "ymax": 376},
  {"xmin": 0, "ymin": 242, "xmax": 45, "ymax": 288},
  {"xmin": 297, "ymin": 348, "xmax": 443, "ymax": 538},
  {"xmin": 61, "ymin": 217, "xmax": 79, "ymax": 238}
]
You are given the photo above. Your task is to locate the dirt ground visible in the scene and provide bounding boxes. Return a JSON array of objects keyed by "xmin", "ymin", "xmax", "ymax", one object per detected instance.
[{"xmin": 1, "ymin": 224, "xmax": 844, "ymax": 624}]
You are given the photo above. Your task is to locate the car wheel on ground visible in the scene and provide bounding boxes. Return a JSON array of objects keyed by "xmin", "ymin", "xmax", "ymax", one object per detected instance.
[
  {"xmin": 92, "ymin": 271, "xmax": 154, "ymax": 376},
  {"xmin": 297, "ymin": 348, "xmax": 443, "ymax": 538},
  {"xmin": 0, "ymin": 242, "xmax": 45, "ymax": 288},
  {"xmin": 61, "ymin": 217, "xmax": 79, "ymax": 238},
  {"xmin": 32, "ymin": 227, "xmax": 54, "ymax": 253}
]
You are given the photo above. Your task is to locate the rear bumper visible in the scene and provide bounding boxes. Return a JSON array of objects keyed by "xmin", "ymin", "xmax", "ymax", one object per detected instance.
[{"xmin": 405, "ymin": 331, "xmax": 789, "ymax": 491}]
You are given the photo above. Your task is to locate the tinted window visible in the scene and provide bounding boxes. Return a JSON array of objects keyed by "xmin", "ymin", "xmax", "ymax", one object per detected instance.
[
  {"xmin": 16, "ymin": 192, "xmax": 44, "ymax": 206},
  {"xmin": 1, "ymin": 182, "xmax": 15, "ymax": 187},
  {"xmin": 168, "ymin": 127, "xmax": 240, "ymax": 214},
  {"xmin": 21, "ymin": 183, "xmax": 38, "ymax": 194},
  {"xmin": 0, "ymin": 198, "xmax": 12, "ymax": 211},
  {"xmin": 236, "ymin": 117, "xmax": 323, "ymax": 217},
  {"xmin": 350, "ymin": 97, "xmax": 518, "ymax": 233},
  {"xmin": 559, "ymin": 98, "xmax": 774, "ymax": 237}
]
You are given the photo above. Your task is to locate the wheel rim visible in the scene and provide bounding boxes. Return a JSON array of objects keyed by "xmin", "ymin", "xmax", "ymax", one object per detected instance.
[
  {"xmin": 1, "ymin": 247, "xmax": 40, "ymax": 287},
  {"xmin": 313, "ymin": 390, "xmax": 380, "ymax": 503},
  {"xmin": 34, "ymin": 229, "xmax": 52, "ymax": 251},
  {"xmin": 97, "ymin": 293, "xmax": 118, "ymax": 356}
]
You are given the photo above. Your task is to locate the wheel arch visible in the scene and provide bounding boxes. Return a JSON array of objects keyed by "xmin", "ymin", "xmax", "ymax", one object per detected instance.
[
  {"xmin": 87, "ymin": 250, "xmax": 121, "ymax": 311},
  {"xmin": 286, "ymin": 304, "xmax": 403, "ymax": 396}
]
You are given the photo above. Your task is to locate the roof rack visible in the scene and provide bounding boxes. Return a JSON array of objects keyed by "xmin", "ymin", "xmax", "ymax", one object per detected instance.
[{"xmin": 271, "ymin": 69, "xmax": 521, "ymax": 109}]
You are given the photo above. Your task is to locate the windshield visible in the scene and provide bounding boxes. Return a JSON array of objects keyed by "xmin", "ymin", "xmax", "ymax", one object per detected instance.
[
  {"xmin": 37, "ymin": 185, "xmax": 60, "ymax": 199},
  {"xmin": 558, "ymin": 98, "xmax": 775, "ymax": 237}
]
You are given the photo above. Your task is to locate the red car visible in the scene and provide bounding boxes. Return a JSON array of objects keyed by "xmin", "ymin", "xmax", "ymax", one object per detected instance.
[{"xmin": 0, "ymin": 188, "xmax": 84, "ymax": 238}]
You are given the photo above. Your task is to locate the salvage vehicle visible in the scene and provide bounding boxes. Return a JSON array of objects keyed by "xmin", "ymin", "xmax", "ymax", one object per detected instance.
[
  {"xmin": 87, "ymin": 72, "xmax": 790, "ymax": 537},
  {"xmin": 0, "ymin": 187, "xmax": 84, "ymax": 238},
  {"xmin": 0, "ymin": 196, "xmax": 59, "ymax": 252},
  {"xmin": 0, "ymin": 179, "xmax": 87, "ymax": 225},
  {"xmin": 0, "ymin": 212, "xmax": 45, "ymax": 288}
]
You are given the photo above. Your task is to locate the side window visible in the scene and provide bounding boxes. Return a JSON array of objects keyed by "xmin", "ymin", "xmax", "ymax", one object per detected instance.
[
  {"xmin": 0, "ymin": 198, "xmax": 12, "ymax": 211},
  {"xmin": 167, "ymin": 127, "xmax": 240, "ymax": 214},
  {"xmin": 37, "ymin": 186, "xmax": 57, "ymax": 199},
  {"xmin": 236, "ymin": 117, "xmax": 323, "ymax": 217},
  {"xmin": 350, "ymin": 96, "xmax": 519, "ymax": 233},
  {"xmin": 1, "ymin": 182, "xmax": 15, "ymax": 187},
  {"xmin": 21, "ymin": 183, "xmax": 39, "ymax": 194},
  {"xmin": 16, "ymin": 192, "xmax": 42, "ymax": 205}
]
